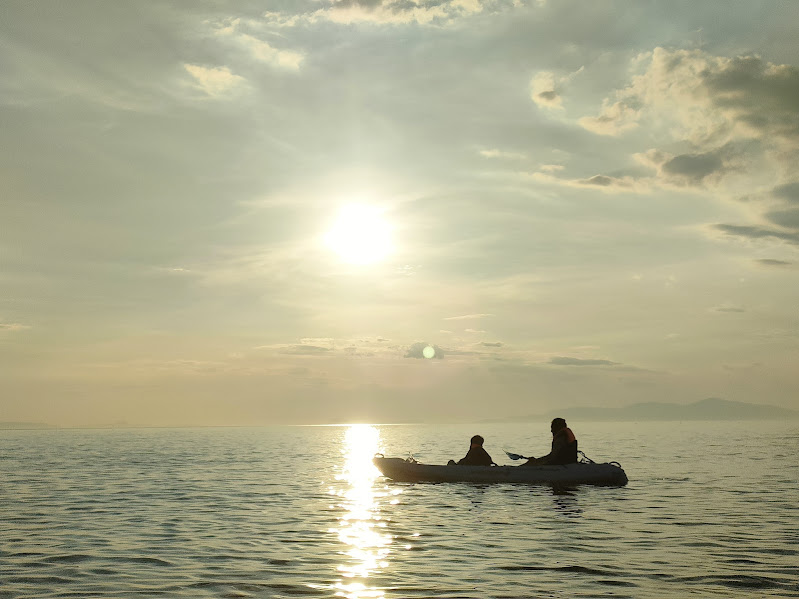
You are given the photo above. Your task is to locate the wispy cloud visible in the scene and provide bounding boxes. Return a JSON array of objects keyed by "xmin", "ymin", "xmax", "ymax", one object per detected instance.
[
  {"xmin": 239, "ymin": 34, "xmax": 304, "ymax": 69},
  {"xmin": 548, "ymin": 357, "xmax": 618, "ymax": 366},
  {"xmin": 635, "ymin": 147, "xmax": 736, "ymax": 187},
  {"xmin": 579, "ymin": 99, "xmax": 640, "ymax": 136},
  {"xmin": 316, "ymin": 0, "xmax": 492, "ymax": 26},
  {"xmin": 184, "ymin": 64, "xmax": 245, "ymax": 97},
  {"xmin": 754, "ymin": 258, "xmax": 792, "ymax": 268},
  {"xmin": 211, "ymin": 19, "xmax": 304, "ymax": 70},
  {"xmin": 530, "ymin": 66, "xmax": 583, "ymax": 110},
  {"xmin": 279, "ymin": 345, "xmax": 333, "ymax": 355},
  {"xmin": 711, "ymin": 303, "xmax": 746, "ymax": 313},
  {"xmin": 479, "ymin": 148, "xmax": 528, "ymax": 160},
  {"xmin": 713, "ymin": 224, "xmax": 799, "ymax": 246},
  {"xmin": 772, "ymin": 182, "xmax": 799, "ymax": 204},
  {"xmin": 525, "ymin": 170, "xmax": 646, "ymax": 193},
  {"xmin": 443, "ymin": 313, "xmax": 494, "ymax": 321},
  {"xmin": 0, "ymin": 322, "xmax": 30, "ymax": 332},
  {"xmin": 530, "ymin": 71, "xmax": 563, "ymax": 109},
  {"xmin": 575, "ymin": 174, "xmax": 635, "ymax": 188},
  {"xmin": 248, "ymin": 0, "xmax": 515, "ymax": 27},
  {"xmin": 765, "ymin": 208, "xmax": 799, "ymax": 229}
]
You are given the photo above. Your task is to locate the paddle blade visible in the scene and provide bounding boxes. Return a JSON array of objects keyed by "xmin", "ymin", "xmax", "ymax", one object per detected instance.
[{"xmin": 504, "ymin": 450, "xmax": 528, "ymax": 461}]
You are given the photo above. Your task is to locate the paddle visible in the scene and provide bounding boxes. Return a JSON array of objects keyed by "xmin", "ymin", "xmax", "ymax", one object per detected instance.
[{"xmin": 504, "ymin": 450, "xmax": 532, "ymax": 461}]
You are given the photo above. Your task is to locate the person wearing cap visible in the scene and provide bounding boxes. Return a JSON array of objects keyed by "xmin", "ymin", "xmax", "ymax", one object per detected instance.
[
  {"xmin": 523, "ymin": 418, "xmax": 578, "ymax": 466},
  {"xmin": 448, "ymin": 434, "xmax": 495, "ymax": 466}
]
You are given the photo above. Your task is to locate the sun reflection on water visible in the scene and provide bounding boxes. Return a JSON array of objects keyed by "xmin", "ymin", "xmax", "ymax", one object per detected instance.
[{"xmin": 329, "ymin": 424, "xmax": 394, "ymax": 599}]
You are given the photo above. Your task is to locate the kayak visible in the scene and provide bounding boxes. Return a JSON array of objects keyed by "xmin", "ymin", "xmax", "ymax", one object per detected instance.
[{"xmin": 373, "ymin": 456, "xmax": 628, "ymax": 486}]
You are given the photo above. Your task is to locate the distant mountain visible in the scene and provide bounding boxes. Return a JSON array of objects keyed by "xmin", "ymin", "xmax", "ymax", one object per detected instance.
[
  {"xmin": 545, "ymin": 398, "xmax": 799, "ymax": 422},
  {"xmin": 0, "ymin": 421, "xmax": 55, "ymax": 430}
]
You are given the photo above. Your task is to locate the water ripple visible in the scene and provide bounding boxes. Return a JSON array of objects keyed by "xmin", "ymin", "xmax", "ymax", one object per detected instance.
[{"xmin": 1, "ymin": 423, "xmax": 798, "ymax": 598}]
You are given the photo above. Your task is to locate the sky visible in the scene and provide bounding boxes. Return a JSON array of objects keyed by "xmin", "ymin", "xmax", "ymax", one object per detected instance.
[{"xmin": 1, "ymin": 0, "xmax": 798, "ymax": 427}]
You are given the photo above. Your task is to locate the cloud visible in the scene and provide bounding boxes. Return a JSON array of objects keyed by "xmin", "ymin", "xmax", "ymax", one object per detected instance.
[
  {"xmin": 480, "ymin": 341, "xmax": 503, "ymax": 347},
  {"xmin": 661, "ymin": 151, "xmax": 725, "ymax": 183},
  {"xmin": 578, "ymin": 99, "xmax": 641, "ymax": 136},
  {"xmin": 253, "ymin": 341, "xmax": 334, "ymax": 355},
  {"xmin": 634, "ymin": 146, "xmax": 736, "ymax": 186},
  {"xmin": 772, "ymin": 182, "xmax": 799, "ymax": 204},
  {"xmin": 309, "ymin": 0, "xmax": 494, "ymax": 26},
  {"xmin": 0, "ymin": 323, "xmax": 30, "ymax": 332},
  {"xmin": 184, "ymin": 64, "xmax": 245, "ymax": 97},
  {"xmin": 479, "ymin": 148, "xmax": 528, "ymax": 160},
  {"xmin": 443, "ymin": 313, "xmax": 494, "ymax": 320},
  {"xmin": 252, "ymin": 336, "xmax": 398, "ymax": 358},
  {"xmin": 279, "ymin": 344, "xmax": 333, "ymax": 355},
  {"xmin": 241, "ymin": 0, "xmax": 520, "ymax": 30},
  {"xmin": 576, "ymin": 47, "xmax": 799, "ymax": 249},
  {"xmin": 298, "ymin": 337, "xmax": 335, "ymax": 346},
  {"xmin": 465, "ymin": 328, "xmax": 486, "ymax": 334},
  {"xmin": 713, "ymin": 224, "xmax": 799, "ymax": 246},
  {"xmin": 238, "ymin": 34, "xmax": 304, "ymax": 70},
  {"xmin": 530, "ymin": 71, "xmax": 562, "ymax": 109},
  {"xmin": 575, "ymin": 174, "xmax": 633, "ymax": 188},
  {"xmin": 765, "ymin": 208, "xmax": 799, "ymax": 230},
  {"xmin": 711, "ymin": 304, "xmax": 746, "ymax": 313},
  {"xmin": 578, "ymin": 48, "xmax": 799, "ymax": 209},
  {"xmin": 530, "ymin": 66, "xmax": 584, "ymax": 110},
  {"xmin": 211, "ymin": 21, "xmax": 304, "ymax": 70},
  {"xmin": 404, "ymin": 342, "xmax": 444, "ymax": 359},
  {"xmin": 580, "ymin": 48, "xmax": 799, "ymax": 151},
  {"xmin": 527, "ymin": 170, "xmax": 643, "ymax": 192},
  {"xmin": 710, "ymin": 180, "xmax": 799, "ymax": 246},
  {"xmin": 754, "ymin": 259, "xmax": 792, "ymax": 268},
  {"xmin": 548, "ymin": 357, "xmax": 618, "ymax": 366}
]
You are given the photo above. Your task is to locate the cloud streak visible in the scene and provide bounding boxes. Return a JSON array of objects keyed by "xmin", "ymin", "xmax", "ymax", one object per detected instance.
[
  {"xmin": 443, "ymin": 313, "xmax": 494, "ymax": 321},
  {"xmin": 0, "ymin": 323, "xmax": 30, "ymax": 332},
  {"xmin": 184, "ymin": 64, "xmax": 245, "ymax": 97},
  {"xmin": 754, "ymin": 259, "xmax": 792, "ymax": 268},
  {"xmin": 548, "ymin": 357, "xmax": 619, "ymax": 367},
  {"xmin": 713, "ymin": 224, "xmax": 799, "ymax": 246}
]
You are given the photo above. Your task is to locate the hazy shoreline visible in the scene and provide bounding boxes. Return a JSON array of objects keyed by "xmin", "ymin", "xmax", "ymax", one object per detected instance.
[{"xmin": 3, "ymin": 397, "xmax": 798, "ymax": 431}]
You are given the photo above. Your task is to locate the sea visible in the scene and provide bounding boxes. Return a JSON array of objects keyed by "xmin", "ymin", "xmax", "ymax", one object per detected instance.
[{"xmin": 1, "ymin": 421, "xmax": 797, "ymax": 598}]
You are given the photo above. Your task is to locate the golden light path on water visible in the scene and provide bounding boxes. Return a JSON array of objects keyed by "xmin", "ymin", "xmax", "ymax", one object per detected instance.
[{"xmin": 329, "ymin": 424, "xmax": 400, "ymax": 599}]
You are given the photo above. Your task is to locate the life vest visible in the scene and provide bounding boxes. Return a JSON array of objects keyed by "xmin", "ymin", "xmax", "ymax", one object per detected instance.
[
  {"xmin": 551, "ymin": 427, "xmax": 578, "ymax": 464},
  {"xmin": 561, "ymin": 427, "xmax": 576, "ymax": 444}
]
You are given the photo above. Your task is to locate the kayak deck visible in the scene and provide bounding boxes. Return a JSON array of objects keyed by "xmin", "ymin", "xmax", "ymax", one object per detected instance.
[{"xmin": 373, "ymin": 456, "xmax": 628, "ymax": 486}]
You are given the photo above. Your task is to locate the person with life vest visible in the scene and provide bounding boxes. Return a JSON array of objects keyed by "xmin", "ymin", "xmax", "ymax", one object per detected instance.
[{"xmin": 523, "ymin": 418, "xmax": 578, "ymax": 466}]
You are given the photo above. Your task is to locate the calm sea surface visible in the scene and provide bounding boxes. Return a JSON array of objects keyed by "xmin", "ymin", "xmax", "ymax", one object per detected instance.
[{"xmin": 1, "ymin": 421, "xmax": 798, "ymax": 598}]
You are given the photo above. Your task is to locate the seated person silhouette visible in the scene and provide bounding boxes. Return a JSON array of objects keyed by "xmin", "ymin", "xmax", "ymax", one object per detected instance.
[{"xmin": 448, "ymin": 435, "xmax": 495, "ymax": 466}]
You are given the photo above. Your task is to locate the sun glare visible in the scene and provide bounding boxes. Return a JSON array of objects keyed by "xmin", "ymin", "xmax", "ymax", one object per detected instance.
[
  {"xmin": 324, "ymin": 204, "xmax": 393, "ymax": 265},
  {"xmin": 327, "ymin": 424, "xmax": 392, "ymax": 599}
]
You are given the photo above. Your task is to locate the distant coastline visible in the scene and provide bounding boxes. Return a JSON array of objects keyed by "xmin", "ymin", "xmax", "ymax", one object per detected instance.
[
  {"xmin": 541, "ymin": 397, "xmax": 799, "ymax": 422},
  {"xmin": 0, "ymin": 421, "xmax": 56, "ymax": 430},
  {"xmin": 3, "ymin": 398, "xmax": 798, "ymax": 430}
]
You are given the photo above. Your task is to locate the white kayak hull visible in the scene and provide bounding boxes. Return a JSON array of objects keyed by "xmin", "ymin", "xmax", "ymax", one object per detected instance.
[{"xmin": 373, "ymin": 457, "xmax": 628, "ymax": 486}]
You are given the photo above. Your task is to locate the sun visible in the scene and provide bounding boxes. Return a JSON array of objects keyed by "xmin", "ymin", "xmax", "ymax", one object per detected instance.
[{"xmin": 324, "ymin": 204, "xmax": 393, "ymax": 265}]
